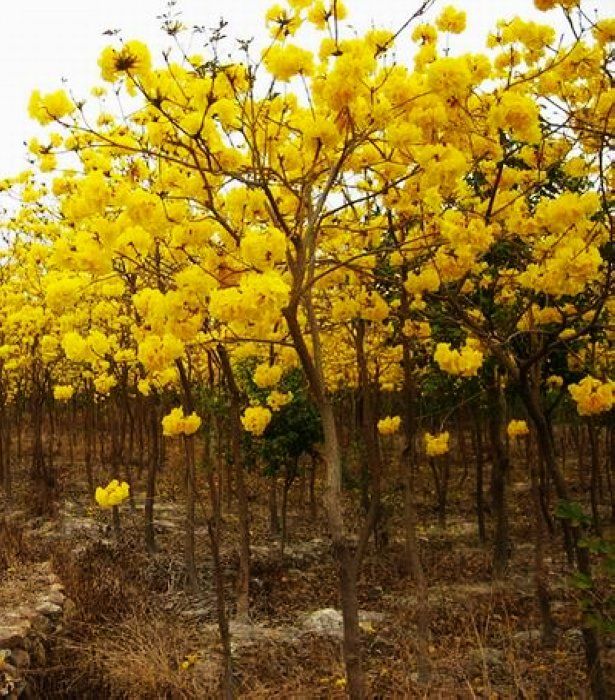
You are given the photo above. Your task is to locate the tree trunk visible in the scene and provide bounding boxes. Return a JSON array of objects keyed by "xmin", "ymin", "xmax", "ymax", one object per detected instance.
[
  {"xmin": 486, "ymin": 376, "xmax": 510, "ymax": 579},
  {"xmin": 527, "ymin": 434, "xmax": 555, "ymax": 646},
  {"xmin": 472, "ymin": 413, "xmax": 486, "ymax": 544},
  {"xmin": 145, "ymin": 396, "xmax": 159, "ymax": 555}
]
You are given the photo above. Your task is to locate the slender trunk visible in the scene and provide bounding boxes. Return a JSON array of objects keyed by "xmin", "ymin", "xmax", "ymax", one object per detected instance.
[
  {"xmin": 487, "ymin": 376, "xmax": 510, "ymax": 578},
  {"xmin": 518, "ymin": 373, "xmax": 605, "ymax": 696},
  {"xmin": 269, "ymin": 476, "xmax": 280, "ymax": 536},
  {"xmin": 145, "ymin": 396, "xmax": 158, "ymax": 555},
  {"xmin": 527, "ymin": 434, "xmax": 555, "ymax": 646},
  {"xmin": 473, "ymin": 414, "xmax": 486, "ymax": 544},
  {"xmin": 84, "ymin": 393, "xmax": 95, "ymax": 499},
  {"xmin": 309, "ymin": 452, "xmax": 318, "ymax": 521},
  {"xmin": 429, "ymin": 457, "xmax": 449, "ymax": 529},
  {"xmin": 400, "ymin": 322, "xmax": 430, "ymax": 682},
  {"xmin": 587, "ymin": 422, "xmax": 602, "ymax": 535},
  {"xmin": 281, "ymin": 469, "xmax": 292, "ymax": 557},
  {"xmin": 175, "ymin": 360, "xmax": 199, "ymax": 591},
  {"xmin": 218, "ymin": 348, "xmax": 250, "ymax": 621},
  {"xmin": 605, "ymin": 425, "xmax": 615, "ymax": 523},
  {"xmin": 577, "ymin": 544, "xmax": 607, "ymax": 700},
  {"xmin": 355, "ymin": 320, "xmax": 383, "ymax": 545}
]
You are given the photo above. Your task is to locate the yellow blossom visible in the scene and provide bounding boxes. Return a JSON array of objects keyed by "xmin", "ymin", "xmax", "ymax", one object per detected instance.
[
  {"xmin": 161, "ymin": 407, "xmax": 202, "ymax": 437},
  {"xmin": 95, "ymin": 479, "xmax": 130, "ymax": 508},
  {"xmin": 241, "ymin": 406, "xmax": 272, "ymax": 436},
  {"xmin": 507, "ymin": 419, "xmax": 529, "ymax": 438},
  {"xmin": 425, "ymin": 431, "xmax": 450, "ymax": 457},
  {"xmin": 377, "ymin": 415, "xmax": 401, "ymax": 435}
]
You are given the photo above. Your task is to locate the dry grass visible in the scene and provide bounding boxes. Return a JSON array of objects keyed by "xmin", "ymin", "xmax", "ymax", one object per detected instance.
[{"xmin": 71, "ymin": 614, "xmax": 220, "ymax": 699}]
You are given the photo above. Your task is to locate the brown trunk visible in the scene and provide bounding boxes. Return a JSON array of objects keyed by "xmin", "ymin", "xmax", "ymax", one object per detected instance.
[
  {"xmin": 218, "ymin": 347, "xmax": 251, "ymax": 621},
  {"xmin": 587, "ymin": 422, "xmax": 602, "ymax": 535},
  {"xmin": 355, "ymin": 320, "xmax": 383, "ymax": 545},
  {"xmin": 472, "ymin": 413, "xmax": 486, "ymax": 544},
  {"xmin": 145, "ymin": 395, "xmax": 159, "ymax": 555},
  {"xmin": 176, "ymin": 360, "xmax": 199, "ymax": 591},
  {"xmin": 527, "ymin": 434, "xmax": 555, "ymax": 646},
  {"xmin": 400, "ymin": 319, "xmax": 431, "ymax": 683},
  {"xmin": 486, "ymin": 376, "xmax": 510, "ymax": 578},
  {"xmin": 518, "ymin": 373, "xmax": 605, "ymax": 696},
  {"xmin": 269, "ymin": 476, "xmax": 280, "ymax": 536}
]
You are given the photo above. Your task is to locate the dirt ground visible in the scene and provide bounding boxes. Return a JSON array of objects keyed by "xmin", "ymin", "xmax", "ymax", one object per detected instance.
[{"xmin": 1, "ymin": 448, "xmax": 613, "ymax": 699}]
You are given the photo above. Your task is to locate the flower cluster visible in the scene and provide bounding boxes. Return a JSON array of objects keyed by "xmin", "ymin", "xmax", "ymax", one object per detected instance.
[
  {"xmin": 253, "ymin": 363, "xmax": 283, "ymax": 389},
  {"xmin": 161, "ymin": 407, "xmax": 202, "ymax": 437},
  {"xmin": 507, "ymin": 419, "xmax": 529, "ymax": 439},
  {"xmin": 568, "ymin": 377, "xmax": 614, "ymax": 416},
  {"xmin": 425, "ymin": 431, "xmax": 450, "ymax": 457},
  {"xmin": 241, "ymin": 406, "xmax": 272, "ymax": 436},
  {"xmin": 377, "ymin": 416, "xmax": 401, "ymax": 435},
  {"xmin": 53, "ymin": 384, "xmax": 75, "ymax": 402},
  {"xmin": 434, "ymin": 341, "xmax": 484, "ymax": 377},
  {"xmin": 95, "ymin": 479, "xmax": 130, "ymax": 508},
  {"xmin": 267, "ymin": 390, "xmax": 293, "ymax": 411}
]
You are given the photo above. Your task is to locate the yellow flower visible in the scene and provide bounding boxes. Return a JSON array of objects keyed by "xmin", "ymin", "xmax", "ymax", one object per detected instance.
[
  {"xmin": 53, "ymin": 385, "xmax": 75, "ymax": 402},
  {"xmin": 95, "ymin": 479, "xmax": 130, "ymax": 508},
  {"xmin": 161, "ymin": 407, "xmax": 202, "ymax": 437},
  {"xmin": 267, "ymin": 390, "xmax": 293, "ymax": 411},
  {"xmin": 98, "ymin": 40, "xmax": 151, "ymax": 83},
  {"xmin": 436, "ymin": 6, "xmax": 466, "ymax": 34},
  {"xmin": 28, "ymin": 90, "xmax": 74, "ymax": 125},
  {"xmin": 377, "ymin": 416, "xmax": 401, "ymax": 436},
  {"xmin": 569, "ymin": 377, "xmax": 614, "ymax": 416},
  {"xmin": 241, "ymin": 406, "xmax": 272, "ymax": 436},
  {"xmin": 507, "ymin": 419, "xmax": 529, "ymax": 439},
  {"xmin": 546, "ymin": 375, "xmax": 564, "ymax": 389},
  {"xmin": 253, "ymin": 363, "xmax": 283, "ymax": 389},
  {"xmin": 425, "ymin": 431, "xmax": 450, "ymax": 457},
  {"xmin": 434, "ymin": 342, "xmax": 483, "ymax": 377},
  {"xmin": 263, "ymin": 43, "xmax": 314, "ymax": 81}
]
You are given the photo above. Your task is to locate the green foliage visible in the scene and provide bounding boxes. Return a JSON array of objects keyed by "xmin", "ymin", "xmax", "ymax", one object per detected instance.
[{"xmin": 555, "ymin": 499, "xmax": 591, "ymax": 527}]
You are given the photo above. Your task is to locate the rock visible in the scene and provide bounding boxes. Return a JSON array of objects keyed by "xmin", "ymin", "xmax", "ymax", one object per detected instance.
[
  {"xmin": 29, "ymin": 639, "xmax": 46, "ymax": 666},
  {"xmin": 302, "ymin": 608, "xmax": 386, "ymax": 638},
  {"xmin": 0, "ymin": 625, "xmax": 29, "ymax": 649},
  {"xmin": 31, "ymin": 615, "xmax": 51, "ymax": 634},
  {"xmin": 8, "ymin": 649, "xmax": 29, "ymax": 669},
  {"xmin": 46, "ymin": 590, "xmax": 65, "ymax": 606},
  {"xmin": 62, "ymin": 598, "xmax": 77, "ymax": 622},
  {"xmin": 302, "ymin": 608, "xmax": 343, "ymax": 637},
  {"xmin": 35, "ymin": 601, "xmax": 62, "ymax": 617},
  {"xmin": 180, "ymin": 608, "xmax": 210, "ymax": 619},
  {"xmin": 512, "ymin": 629, "xmax": 541, "ymax": 645},
  {"xmin": 469, "ymin": 647, "xmax": 503, "ymax": 668},
  {"xmin": 564, "ymin": 627, "xmax": 584, "ymax": 648},
  {"xmin": 359, "ymin": 611, "xmax": 386, "ymax": 624},
  {"xmin": 154, "ymin": 519, "xmax": 179, "ymax": 531}
]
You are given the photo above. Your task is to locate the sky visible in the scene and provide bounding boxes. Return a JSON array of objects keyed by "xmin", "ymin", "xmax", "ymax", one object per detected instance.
[{"xmin": 0, "ymin": 0, "xmax": 576, "ymax": 177}]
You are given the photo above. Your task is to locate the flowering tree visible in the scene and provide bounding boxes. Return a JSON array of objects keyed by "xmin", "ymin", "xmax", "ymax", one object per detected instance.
[{"xmin": 0, "ymin": 0, "xmax": 613, "ymax": 696}]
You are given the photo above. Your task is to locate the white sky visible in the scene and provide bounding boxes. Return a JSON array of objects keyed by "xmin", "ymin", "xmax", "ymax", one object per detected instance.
[{"xmin": 0, "ymin": 0, "xmax": 584, "ymax": 177}]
